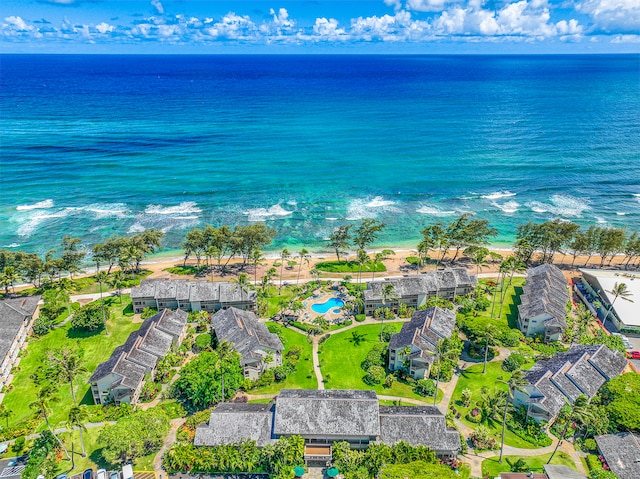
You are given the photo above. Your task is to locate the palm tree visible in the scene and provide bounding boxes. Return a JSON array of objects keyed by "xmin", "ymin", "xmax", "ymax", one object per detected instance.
[
  {"xmin": 0, "ymin": 405, "xmax": 13, "ymax": 429},
  {"xmin": 55, "ymin": 277, "xmax": 74, "ymax": 315},
  {"xmin": 46, "ymin": 347, "xmax": 88, "ymax": 405},
  {"xmin": 603, "ymin": 282, "xmax": 634, "ymax": 329},
  {"xmin": 310, "ymin": 267, "xmax": 321, "ymax": 284},
  {"xmin": 234, "ymin": 273, "xmax": 250, "ymax": 304},
  {"xmin": 547, "ymin": 395, "xmax": 594, "ymax": 464},
  {"xmin": 95, "ymin": 271, "xmax": 109, "ymax": 335},
  {"xmin": 468, "ymin": 246, "xmax": 490, "ymax": 276},
  {"xmin": 431, "ymin": 337, "xmax": 458, "ymax": 406},
  {"xmin": 251, "ymin": 249, "xmax": 265, "ymax": 286},
  {"xmin": 483, "ymin": 324, "xmax": 499, "ymax": 374},
  {"xmin": 30, "ymin": 383, "xmax": 71, "ymax": 460},
  {"xmin": 0, "ymin": 266, "xmax": 19, "ymax": 294},
  {"xmin": 371, "ymin": 252, "xmax": 385, "ymax": 282},
  {"xmin": 499, "ymin": 370, "xmax": 528, "ymax": 463},
  {"xmin": 109, "ymin": 270, "xmax": 124, "ymax": 303},
  {"xmin": 279, "ymin": 248, "xmax": 290, "ymax": 294},
  {"xmin": 380, "ymin": 283, "xmax": 398, "ymax": 341},
  {"xmin": 68, "ymin": 405, "xmax": 89, "ymax": 457},
  {"xmin": 356, "ymin": 249, "xmax": 369, "ymax": 292},
  {"xmin": 296, "ymin": 248, "xmax": 310, "ymax": 286}
]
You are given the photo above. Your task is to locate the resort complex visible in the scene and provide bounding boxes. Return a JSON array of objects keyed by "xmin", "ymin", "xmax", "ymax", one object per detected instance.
[
  {"xmin": 514, "ymin": 344, "xmax": 627, "ymax": 423},
  {"xmin": 194, "ymin": 389, "xmax": 461, "ymax": 460},
  {"xmin": 211, "ymin": 307, "xmax": 284, "ymax": 379},
  {"xmin": 89, "ymin": 309, "xmax": 188, "ymax": 405},
  {"xmin": 387, "ymin": 306, "xmax": 456, "ymax": 379},
  {"xmin": 363, "ymin": 267, "xmax": 476, "ymax": 315},
  {"xmin": 517, "ymin": 264, "xmax": 570, "ymax": 342},
  {"xmin": 131, "ymin": 278, "xmax": 256, "ymax": 314}
]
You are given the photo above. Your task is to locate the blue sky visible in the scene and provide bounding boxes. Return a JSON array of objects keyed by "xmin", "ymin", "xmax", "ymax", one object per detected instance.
[{"xmin": 1, "ymin": 0, "xmax": 638, "ymax": 53}]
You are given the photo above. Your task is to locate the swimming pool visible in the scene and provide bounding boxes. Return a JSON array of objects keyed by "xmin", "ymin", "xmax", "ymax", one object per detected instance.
[{"xmin": 311, "ymin": 297, "xmax": 345, "ymax": 314}]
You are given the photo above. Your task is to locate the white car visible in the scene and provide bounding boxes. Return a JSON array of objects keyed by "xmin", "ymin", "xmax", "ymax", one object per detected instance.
[{"xmin": 96, "ymin": 469, "xmax": 107, "ymax": 479}]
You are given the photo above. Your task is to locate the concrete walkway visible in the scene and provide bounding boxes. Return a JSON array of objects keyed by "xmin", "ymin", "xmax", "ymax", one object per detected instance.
[{"xmin": 153, "ymin": 418, "xmax": 185, "ymax": 477}]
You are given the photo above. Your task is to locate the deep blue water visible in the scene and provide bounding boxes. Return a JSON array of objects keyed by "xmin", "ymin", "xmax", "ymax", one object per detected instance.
[{"xmin": 1, "ymin": 54, "xmax": 639, "ymax": 255}]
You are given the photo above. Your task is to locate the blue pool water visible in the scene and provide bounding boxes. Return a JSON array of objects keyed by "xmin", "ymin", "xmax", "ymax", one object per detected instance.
[{"xmin": 311, "ymin": 297, "xmax": 345, "ymax": 314}]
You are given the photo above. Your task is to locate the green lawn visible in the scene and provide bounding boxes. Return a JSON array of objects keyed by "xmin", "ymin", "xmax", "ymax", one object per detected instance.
[
  {"xmin": 57, "ymin": 426, "xmax": 156, "ymax": 475},
  {"xmin": 251, "ymin": 323, "xmax": 316, "ymax": 394},
  {"xmin": 3, "ymin": 295, "xmax": 142, "ymax": 429},
  {"xmin": 477, "ymin": 277, "xmax": 526, "ymax": 327},
  {"xmin": 319, "ymin": 323, "xmax": 442, "ymax": 403},
  {"xmin": 481, "ymin": 452, "xmax": 576, "ymax": 478},
  {"xmin": 314, "ymin": 260, "xmax": 386, "ymax": 273},
  {"xmin": 450, "ymin": 362, "xmax": 540, "ymax": 449}
]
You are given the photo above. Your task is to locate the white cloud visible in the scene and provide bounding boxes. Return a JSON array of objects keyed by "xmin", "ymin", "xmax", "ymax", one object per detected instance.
[
  {"xmin": 611, "ymin": 34, "xmax": 640, "ymax": 43},
  {"xmin": 95, "ymin": 22, "xmax": 114, "ymax": 34},
  {"xmin": 576, "ymin": 0, "xmax": 640, "ymax": 34},
  {"xmin": 5, "ymin": 16, "xmax": 30, "ymax": 31},
  {"xmin": 205, "ymin": 13, "xmax": 257, "ymax": 40},
  {"xmin": 407, "ymin": 0, "xmax": 455, "ymax": 12},
  {"xmin": 313, "ymin": 18, "xmax": 347, "ymax": 39},
  {"xmin": 151, "ymin": 0, "xmax": 164, "ymax": 15}
]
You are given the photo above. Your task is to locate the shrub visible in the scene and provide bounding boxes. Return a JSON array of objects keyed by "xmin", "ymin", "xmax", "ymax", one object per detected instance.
[
  {"xmin": 364, "ymin": 366, "xmax": 386, "ymax": 385},
  {"xmin": 194, "ymin": 333, "xmax": 212, "ymax": 352},
  {"xmin": 140, "ymin": 382, "xmax": 160, "ymax": 402},
  {"xmin": 583, "ymin": 438, "xmax": 597, "ymax": 452},
  {"xmin": 32, "ymin": 316, "xmax": 53, "ymax": 336},
  {"xmin": 502, "ymin": 352, "xmax": 526, "ymax": 372},
  {"xmin": 71, "ymin": 301, "xmax": 104, "ymax": 331},
  {"xmin": 470, "ymin": 425, "xmax": 497, "ymax": 450},
  {"xmin": 355, "ymin": 314, "xmax": 366, "ymax": 322},
  {"xmin": 414, "ymin": 379, "xmax": 436, "ymax": 397},
  {"xmin": 141, "ymin": 306, "xmax": 158, "ymax": 319},
  {"xmin": 384, "ymin": 374, "xmax": 395, "ymax": 387},
  {"xmin": 11, "ymin": 436, "xmax": 25, "ymax": 453}
]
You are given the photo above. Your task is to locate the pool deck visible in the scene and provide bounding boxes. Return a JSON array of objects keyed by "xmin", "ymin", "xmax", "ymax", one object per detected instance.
[{"xmin": 302, "ymin": 291, "xmax": 348, "ymax": 323}]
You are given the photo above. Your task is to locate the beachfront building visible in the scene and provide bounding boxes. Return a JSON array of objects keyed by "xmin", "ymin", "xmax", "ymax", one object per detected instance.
[
  {"xmin": 363, "ymin": 267, "xmax": 476, "ymax": 316},
  {"xmin": 0, "ymin": 296, "xmax": 40, "ymax": 391},
  {"xmin": 387, "ymin": 307, "xmax": 456, "ymax": 379},
  {"xmin": 89, "ymin": 308, "xmax": 188, "ymax": 405},
  {"xmin": 194, "ymin": 389, "xmax": 460, "ymax": 462},
  {"xmin": 595, "ymin": 432, "xmax": 640, "ymax": 479},
  {"xmin": 578, "ymin": 269, "xmax": 640, "ymax": 332},
  {"xmin": 513, "ymin": 344, "xmax": 627, "ymax": 423},
  {"xmin": 211, "ymin": 307, "xmax": 283, "ymax": 380},
  {"xmin": 517, "ymin": 264, "xmax": 570, "ymax": 342},
  {"xmin": 130, "ymin": 278, "xmax": 256, "ymax": 314}
]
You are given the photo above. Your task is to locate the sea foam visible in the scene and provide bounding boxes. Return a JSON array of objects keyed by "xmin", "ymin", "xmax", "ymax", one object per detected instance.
[
  {"xmin": 144, "ymin": 202, "xmax": 202, "ymax": 215},
  {"xmin": 244, "ymin": 204, "xmax": 293, "ymax": 222},
  {"xmin": 17, "ymin": 209, "xmax": 71, "ymax": 236},
  {"xmin": 481, "ymin": 191, "xmax": 516, "ymax": 200},
  {"xmin": 416, "ymin": 204, "xmax": 457, "ymax": 216},
  {"xmin": 492, "ymin": 200, "xmax": 520, "ymax": 214},
  {"xmin": 346, "ymin": 196, "xmax": 400, "ymax": 220},
  {"xmin": 16, "ymin": 199, "xmax": 54, "ymax": 211},
  {"xmin": 526, "ymin": 194, "xmax": 590, "ymax": 218}
]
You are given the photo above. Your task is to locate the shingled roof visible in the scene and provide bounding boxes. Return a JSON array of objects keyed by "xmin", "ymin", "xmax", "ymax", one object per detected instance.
[
  {"xmin": 89, "ymin": 309, "xmax": 188, "ymax": 385},
  {"xmin": 378, "ymin": 406, "xmax": 461, "ymax": 453},
  {"xmin": 0, "ymin": 295, "xmax": 40, "ymax": 365},
  {"xmin": 524, "ymin": 344, "xmax": 627, "ymax": 419},
  {"xmin": 518, "ymin": 264, "xmax": 569, "ymax": 329},
  {"xmin": 595, "ymin": 433, "xmax": 640, "ymax": 479},
  {"xmin": 389, "ymin": 307, "xmax": 456, "ymax": 352},
  {"xmin": 364, "ymin": 268, "xmax": 475, "ymax": 301},
  {"xmin": 211, "ymin": 307, "xmax": 283, "ymax": 367},
  {"xmin": 131, "ymin": 279, "xmax": 257, "ymax": 303},
  {"xmin": 273, "ymin": 389, "xmax": 380, "ymax": 438},
  {"xmin": 194, "ymin": 403, "xmax": 276, "ymax": 447}
]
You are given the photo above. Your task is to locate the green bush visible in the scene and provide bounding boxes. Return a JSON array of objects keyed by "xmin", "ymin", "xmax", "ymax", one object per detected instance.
[
  {"xmin": 194, "ymin": 333, "xmax": 212, "ymax": 351},
  {"xmin": 141, "ymin": 306, "xmax": 158, "ymax": 319},
  {"xmin": 583, "ymin": 438, "xmax": 597, "ymax": 452},
  {"xmin": 71, "ymin": 301, "xmax": 105, "ymax": 331},
  {"xmin": 355, "ymin": 314, "xmax": 366, "ymax": 322},
  {"xmin": 502, "ymin": 352, "xmax": 526, "ymax": 372},
  {"xmin": 414, "ymin": 378, "xmax": 436, "ymax": 397},
  {"xmin": 364, "ymin": 365, "xmax": 386, "ymax": 385}
]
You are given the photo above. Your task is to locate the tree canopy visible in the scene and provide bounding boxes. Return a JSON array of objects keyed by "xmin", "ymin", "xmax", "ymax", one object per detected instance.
[{"xmin": 601, "ymin": 373, "xmax": 640, "ymax": 431}]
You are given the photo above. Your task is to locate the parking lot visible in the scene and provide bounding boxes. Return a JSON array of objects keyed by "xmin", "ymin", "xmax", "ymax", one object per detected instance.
[{"xmin": 623, "ymin": 333, "xmax": 640, "ymax": 370}]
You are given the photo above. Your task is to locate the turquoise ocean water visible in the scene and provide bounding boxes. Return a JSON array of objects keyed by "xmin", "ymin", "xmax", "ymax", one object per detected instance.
[{"xmin": 1, "ymin": 54, "xmax": 639, "ymax": 256}]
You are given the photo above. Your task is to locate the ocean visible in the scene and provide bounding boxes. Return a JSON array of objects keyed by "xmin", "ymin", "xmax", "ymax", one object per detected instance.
[{"xmin": 1, "ymin": 54, "xmax": 639, "ymax": 257}]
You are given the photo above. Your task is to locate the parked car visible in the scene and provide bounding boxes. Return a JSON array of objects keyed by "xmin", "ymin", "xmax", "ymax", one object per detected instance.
[
  {"xmin": 83, "ymin": 469, "xmax": 94, "ymax": 479},
  {"xmin": 612, "ymin": 332, "xmax": 632, "ymax": 349},
  {"xmin": 0, "ymin": 443, "xmax": 7, "ymax": 454},
  {"xmin": 96, "ymin": 469, "xmax": 107, "ymax": 479},
  {"xmin": 627, "ymin": 351, "xmax": 640, "ymax": 360},
  {"xmin": 122, "ymin": 464, "xmax": 133, "ymax": 479},
  {"xmin": 109, "ymin": 472, "xmax": 120, "ymax": 479},
  {"xmin": 56, "ymin": 474, "xmax": 67, "ymax": 479}
]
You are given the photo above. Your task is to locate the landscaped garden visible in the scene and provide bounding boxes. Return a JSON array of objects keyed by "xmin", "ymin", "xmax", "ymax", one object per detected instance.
[
  {"xmin": 251, "ymin": 323, "xmax": 316, "ymax": 393},
  {"xmin": 2, "ymin": 294, "xmax": 141, "ymax": 430},
  {"xmin": 481, "ymin": 452, "xmax": 576, "ymax": 478},
  {"xmin": 318, "ymin": 323, "xmax": 444, "ymax": 402}
]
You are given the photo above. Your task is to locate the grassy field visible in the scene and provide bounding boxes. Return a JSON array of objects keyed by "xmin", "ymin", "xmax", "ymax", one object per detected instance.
[
  {"xmin": 481, "ymin": 452, "xmax": 576, "ymax": 478},
  {"xmin": 3, "ymin": 295, "xmax": 142, "ymax": 429},
  {"xmin": 251, "ymin": 323, "xmax": 317, "ymax": 394},
  {"xmin": 450, "ymin": 362, "xmax": 540, "ymax": 449},
  {"xmin": 319, "ymin": 323, "xmax": 442, "ymax": 403},
  {"xmin": 56, "ymin": 426, "xmax": 156, "ymax": 475},
  {"xmin": 478, "ymin": 277, "xmax": 526, "ymax": 327},
  {"xmin": 314, "ymin": 260, "xmax": 386, "ymax": 273}
]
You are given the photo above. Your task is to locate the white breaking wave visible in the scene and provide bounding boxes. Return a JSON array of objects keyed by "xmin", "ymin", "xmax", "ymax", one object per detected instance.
[
  {"xmin": 492, "ymin": 200, "xmax": 520, "ymax": 214},
  {"xmin": 16, "ymin": 199, "xmax": 54, "ymax": 211},
  {"xmin": 84, "ymin": 203, "xmax": 129, "ymax": 219},
  {"xmin": 17, "ymin": 208, "xmax": 71, "ymax": 236},
  {"xmin": 415, "ymin": 204, "xmax": 457, "ymax": 216},
  {"xmin": 595, "ymin": 216, "xmax": 607, "ymax": 224},
  {"xmin": 616, "ymin": 212, "xmax": 627, "ymax": 216},
  {"xmin": 326, "ymin": 217, "xmax": 338, "ymax": 221},
  {"xmin": 6, "ymin": 243, "xmax": 20, "ymax": 248},
  {"xmin": 144, "ymin": 201, "xmax": 202, "ymax": 215},
  {"xmin": 128, "ymin": 222, "xmax": 146, "ymax": 233},
  {"xmin": 244, "ymin": 204, "xmax": 293, "ymax": 222},
  {"xmin": 346, "ymin": 196, "xmax": 400, "ymax": 220},
  {"xmin": 481, "ymin": 191, "xmax": 516, "ymax": 200},
  {"xmin": 634, "ymin": 194, "xmax": 640, "ymax": 203},
  {"xmin": 526, "ymin": 194, "xmax": 591, "ymax": 218}
]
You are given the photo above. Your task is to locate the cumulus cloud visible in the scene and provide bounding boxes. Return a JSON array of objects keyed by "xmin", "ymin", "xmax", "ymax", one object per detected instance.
[
  {"xmin": 576, "ymin": 0, "xmax": 640, "ymax": 34},
  {"xmin": 313, "ymin": 18, "xmax": 347, "ymax": 39},
  {"xmin": 407, "ymin": 0, "xmax": 455, "ymax": 12},
  {"xmin": 151, "ymin": 0, "xmax": 164, "ymax": 15}
]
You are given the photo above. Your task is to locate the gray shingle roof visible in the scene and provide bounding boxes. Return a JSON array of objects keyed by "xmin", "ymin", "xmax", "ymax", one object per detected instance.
[
  {"xmin": 131, "ymin": 279, "xmax": 257, "ymax": 304},
  {"xmin": 273, "ymin": 389, "xmax": 380, "ymax": 437},
  {"xmin": 388, "ymin": 307, "xmax": 455, "ymax": 351},
  {"xmin": 0, "ymin": 296, "xmax": 40, "ymax": 365},
  {"xmin": 595, "ymin": 433, "xmax": 640, "ymax": 479},
  {"xmin": 378, "ymin": 406, "xmax": 461, "ymax": 453},
  {"xmin": 212, "ymin": 307, "xmax": 283, "ymax": 367},
  {"xmin": 194, "ymin": 403, "xmax": 276, "ymax": 447},
  {"xmin": 156, "ymin": 308, "xmax": 189, "ymax": 337},
  {"xmin": 364, "ymin": 268, "xmax": 475, "ymax": 301},
  {"xmin": 543, "ymin": 465, "xmax": 588, "ymax": 479},
  {"xmin": 524, "ymin": 344, "xmax": 626, "ymax": 418},
  {"xmin": 518, "ymin": 264, "xmax": 569, "ymax": 330}
]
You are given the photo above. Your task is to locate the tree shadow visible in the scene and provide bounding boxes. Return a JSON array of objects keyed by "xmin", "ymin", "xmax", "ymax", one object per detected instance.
[
  {"xmin": 506, "ymin": 286, "xmax": 523, "ymax": 329},
  {"xmin": 89, "ymin": 447, "xmax": 110, "ymax": 470},
  {"xmin": 79, "ymin": 387, "xmax": 95, "ymax": 406},
  {"xmin": 67, "ymin": 327, "xmax": 104, "ymax": 339}
]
